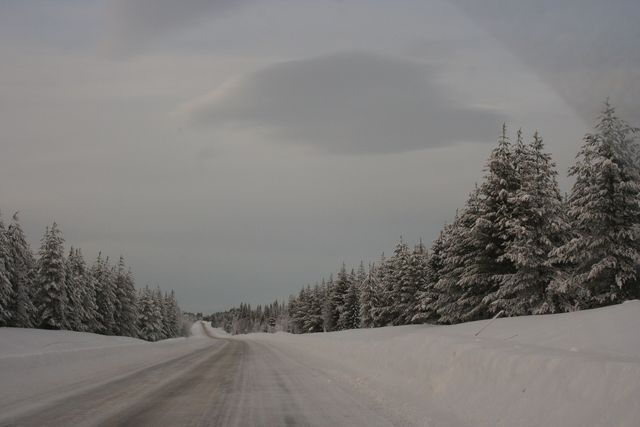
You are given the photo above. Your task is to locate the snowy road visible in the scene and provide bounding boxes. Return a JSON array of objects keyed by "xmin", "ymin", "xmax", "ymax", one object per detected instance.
[{"xmin": 2, "ymin": 324, "xmax": 397, "ymax": 427}]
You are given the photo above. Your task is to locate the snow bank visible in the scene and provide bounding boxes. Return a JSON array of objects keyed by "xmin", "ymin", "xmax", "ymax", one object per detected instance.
[
  {"xmin": 249, "ymin": 301, "xmax": 640, "ymax": 426},
  {"xmin": 0, "ymin": 322, "xmax": 216, "ymax": 418}
]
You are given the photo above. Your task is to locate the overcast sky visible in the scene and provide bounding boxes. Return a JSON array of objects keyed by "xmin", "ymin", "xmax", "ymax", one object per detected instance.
[{"xmin": 1, "ymin": 0, "xmax": 637, "ymax": 312}]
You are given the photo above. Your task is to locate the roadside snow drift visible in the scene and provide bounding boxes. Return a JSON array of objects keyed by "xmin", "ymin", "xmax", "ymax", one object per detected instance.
[
  {"xmin": 0, "ymin": 322, "xmax": 216, "ymax": 419},
  {"xmin": 248, "ymin": 301, "xmax": 640, "ymax": 427}
]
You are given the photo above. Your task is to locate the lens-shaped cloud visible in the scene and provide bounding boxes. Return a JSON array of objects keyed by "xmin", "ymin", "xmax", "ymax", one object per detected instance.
[{"xmin": 182, "ymin": 51, "xmax": 506, "ymax": 154}]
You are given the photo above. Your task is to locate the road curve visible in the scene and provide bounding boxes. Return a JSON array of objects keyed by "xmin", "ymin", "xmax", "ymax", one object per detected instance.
[{"xmin": 2, "ymin": 324, "xmax": 397, "ymax": 427}]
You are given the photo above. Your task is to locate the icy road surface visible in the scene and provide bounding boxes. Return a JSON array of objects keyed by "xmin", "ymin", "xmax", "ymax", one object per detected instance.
[{"xmin": 1, "ymin": 323, "xmax": 397, "ymax": 427}]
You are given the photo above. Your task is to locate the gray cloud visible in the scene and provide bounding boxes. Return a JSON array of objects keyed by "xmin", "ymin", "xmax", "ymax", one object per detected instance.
[
  {"xmin": 183, "ymin": 51, "xmax": 506, "ymax": 154},
  {"xmin": 450, "ymin": 0, "xmax": 640, "ymax": 124},
  {"xmin": 104, "ymin": 0, "xmax": 251, "ymax": 55}
]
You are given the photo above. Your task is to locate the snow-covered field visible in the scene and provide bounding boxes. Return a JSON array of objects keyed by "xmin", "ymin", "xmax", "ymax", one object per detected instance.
[
  {"xmin": 1, "ymin": 303, "xmax": 639, "ymax": 426},
  {"xmin": 248, "ymin": 300, "xmax": 640, "ymax": 426},
  {"xmin": 0, "ymin": 322, "xmax": 217, "ymax": 420}
]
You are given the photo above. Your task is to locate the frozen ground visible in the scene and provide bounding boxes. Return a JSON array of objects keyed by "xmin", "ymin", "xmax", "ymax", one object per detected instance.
[{"xmin": 1, "ymin": 302, "xmax": 639, "ymax": 426}]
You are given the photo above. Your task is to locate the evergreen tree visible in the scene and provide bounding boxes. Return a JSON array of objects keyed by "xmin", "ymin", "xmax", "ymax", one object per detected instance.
[
  {"xmin": 320, "ymin": 277, "xmax": 335, "ymax": 332},
  {"xmin": 137, "ymin": 286, "xmax": 164, "ymax": 341},
  {"xmin": 303, "ymin": 285, "xmax": 324, "ymax": 333},
  {"xmin": 113, "ymin": 256, "xmax": 138, "ymax": 337},
  {"xmin": 487, "ymin": 131, "xmax": 568, "ymax": 315},
  {"xmin": 73, "ymin": 248, "xmax": 100, "ymax": 332},
  {"xmin": 435, "ymin": 187, "xmax": 487, "ymax": 323},
  {"xmin": 467, "ymin": 124, "xmax": 519, "ymax": 319},
  {"xmin": 359, "ymin": 263, "xmax": 380, "ymax": 328},
  {"xmin": 65, "ymin": 247, "xmax": 88, "ymax": 331},
  {"xmin": 372, "ymin": 253, "xmax": 395, "ymax": 326},
  {"xmin": 333, "ymin": 264, "xmax": 353, "ymax": 330},
  {"xmin": 93, "ymin": 254, "xmax": 117, "ymax": 335},
  {"xmin": 403, "ymin": 239, "xmax": 430, "ymax": 324},
  {"xmin": 34, "ymin": 223, "xmax": 68, "ymax": 329},
  {"xmin": 0, "ymin": 215, "xmax": 14, "ymax": 326},
  {"xmin": 341, "ymin": 269, "xmax": 360, "ymax": 330},
  {"xmin": 6, "ymin": 214, "xmax": 37, "ymax": 328},
  {"xmin": 413, "ymin": 227, "xmax": 450, "ymax": 323},
  {"xmin": 552, "ymin": 102, "xmax": 640, "ymax": 306},
  {"xmin": 155, "ymin": 286, "xmax": 168, "ymax": 339}
]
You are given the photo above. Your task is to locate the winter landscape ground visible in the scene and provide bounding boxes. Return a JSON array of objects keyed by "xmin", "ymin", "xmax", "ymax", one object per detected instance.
[{"xmin": 1, "ymin": 301, "xmax": 639, "ymax": 426}]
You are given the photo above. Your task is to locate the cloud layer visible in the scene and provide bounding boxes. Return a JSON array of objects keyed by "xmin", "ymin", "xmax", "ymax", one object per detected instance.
[
  {"xmin": 184, "ymin": 52, "xmax": 505, "ymax": 154},
  {"xmin": 451, "ymin": 0, "xmax": 640, "ymax": 124},
  {"xmin": 105, "ymin": 0, "xmax": 250, "ymax": 55}
]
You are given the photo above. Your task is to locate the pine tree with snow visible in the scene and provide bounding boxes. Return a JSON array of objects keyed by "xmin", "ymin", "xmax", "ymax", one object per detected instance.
[
  {"xmin": 372, "ymin": 253, "xmax": 395, "ymax": 326},
  {"xmin": 334, "ymin": 264, "xmax": 354, "ymax": 330},
  {"xmin": 341, "ymin": 269, "xmax": 360, "ymax": 330},
  {"xmin": 93, "ymin": 253, "xmax": 117, "ymax": 335},
  {"xmin": 65, "ymin": 247, "xmax": 88, "ymax": 331},
  {"xmin": 72, "ymin": 248, "xmax": 101, "ymax": 332},
  {"xmin": 359, "ymin": 263, "xmax": 380, "ymax": 328},
  {"xmin": 0, "ymin": 215, "xmax": 14, "ymax": 327},
  {"xmin": 320, "ymin": 277, "xmax": 335, "ymax": 332},
  {"xmin": 34, "ymin": 222, "xmax": 68, "ymax": 330},
  {"xmin": 463, "ymin": 124, "xmax": 519, "ymax": 320},
  {"xmin": 137, "ymin": 286, "xmax": 164, "ymax": 341},
  {"xmin": 164, "ymin": 290, "xmax": 182, "ymax": 337},
  {"xmin": 434, "ymin": 186, "xmax": 488, "ymax": 324},
  {"xmin": 113, "ymin": 256, "xmax": 138, "ymax": 337},
  {"xmin": 154, "ymin": 286, "xmax": 168, "ymax": 339},
  {"xmin": 487, "ymin": 131, "xmax": 569, "ymax": 315},
  {"xmin": 402, "ymin": 239, "xmax": 430, "ymax": 324},
  {"xmin": 551, "ymin": 102, "xmax": 640, "ymax": 307},
  {"xmin": 6, "ymin": 214, "xmax": 37, "ymax": 328},
  {"xmin": 412, "ymin": 227, "xmax": 450, "ymax": 323},
  {"xmin": 330, "ymin": 267, "xmax": 351, "ymax": 330},
  {"xmin": 303, "ymin": 284, "xmax": 324, "ymax": 333}
]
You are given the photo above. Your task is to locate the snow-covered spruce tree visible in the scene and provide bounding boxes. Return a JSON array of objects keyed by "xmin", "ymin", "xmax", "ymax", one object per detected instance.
[
  {"xmin": 6, "ymin": 214, "xmax": 37, "ymax": 328},
  {"xmin": 303, "ymin": 284, "xmax": 324, "ymax": 333},
  {"xmin": 551, "ymin": 102, "xmax": 640, "ymax": 307},
  {"xmin": 290, "ymin": 286, "xmax": 308, "ymax": 333},
  {"xmin": 485, "ymin": 131, "xmax": 569, "ymax": 315},
  {"xmin": 92, "ymin": 253, "xmax": 117, "ymax": 335},
  {"xmin": 121, "ymin": 265, "xmax": 139, "ymax": 337},
  {"xmin": 434, "ymin": 186, "xmax": 489, "ymax": 324},
  {"xmin": 372, "ymin": 253, "xmax": 395, "ymax": 326},
  {"xmin": 331, "ymin": 265, "xmax": 350, "ymax": 330},
  {"xmin": 463, "ymin": 124, "xmax": 520, "ymax": 320},
  {"xmin": 162, "ymin": 290, "xmax": 179, "ymax": 338},
  {"xmin": 0, "ymin": 215, "xmax": 14, "ymax": 326},
  {"xmin": 34, "ymin": 223, "xmax": 68, "ymax": 330},
  {"xmin": 331, "ymin": 266, "xmax": 352, "ymax": 330},
  {"xmin": 412, "ymin": 226, "xmax": 452, "ymax": 324},
  {"xmin": 166, "ymin": 290, "xmax": 182, "ymax": 337},
  {"xmin": 387, "ymin": 238, "xmax": 412, "ymax": 325},
  {"xmin": 137, "ymin": 286, "xmax": 164, "ymax": 341},
  {"xmin": 341, "ymin": 269, "xmax": 360, "ymax": 330},
  {"xmin": 321, "ymin": 276, "xmax": 335, "ymax": 332},
  {"xmin": 403, "ymin": 239, "xmax": 430, "ymax": 324},
  {"xmin": 71, "ymin": 248, "xmax": 100, "ymax": 332},
  {"xmin": 358, "ymin": 263, "xmax": 379, "ymax": 328},
  {"xmin": 65, "ymin": 247, "xmax": 88, "ymax": 331},
  {"xmin": 113, "ymin": 257, "xmax": 138, "ymax": 337},
  {"xmin": 154, "ymin": 287, "xmax": 168, "ymax": 339}
]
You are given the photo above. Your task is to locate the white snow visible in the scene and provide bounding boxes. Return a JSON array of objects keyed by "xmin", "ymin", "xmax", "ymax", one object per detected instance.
[
  {"xmin": 2, "ymin": 304, "xmax": 639, "ymax": 426},
  {"xmin": 246, "ymin": 300, "xmax": 640, "ymax": 426},
  {"xmin": 0, "ymin": 322, "xmax": 217, "ymax": 419}
]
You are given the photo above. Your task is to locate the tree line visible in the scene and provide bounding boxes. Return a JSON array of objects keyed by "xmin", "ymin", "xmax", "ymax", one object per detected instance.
[
  {"xmin": 0, "ymin": 218, "xmax": 187, "ymax": 341},
  {"xmin": 212, "ymin": 101, "xmax": 640, "ymax": 334}
]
